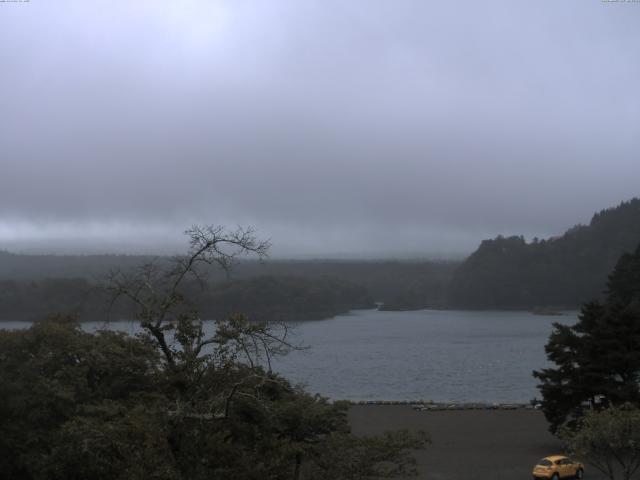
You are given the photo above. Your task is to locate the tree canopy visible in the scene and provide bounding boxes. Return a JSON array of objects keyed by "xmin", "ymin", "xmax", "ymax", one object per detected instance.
[
  {"xmin": 0, "ymin": 226, "xmax": 428, "ymax": 480},
  {"xmin": 560, "ymin": 406, "xmax": 640, "ymax": 480},
  {"xmin": 533, "ymin": 242, "xmax": 640, "ymax": 432}
]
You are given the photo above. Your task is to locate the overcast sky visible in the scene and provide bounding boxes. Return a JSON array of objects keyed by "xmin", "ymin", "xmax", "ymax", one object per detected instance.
[{"xmin": 1, "ymin": 0, "xmax": 639, "ymax": 257}]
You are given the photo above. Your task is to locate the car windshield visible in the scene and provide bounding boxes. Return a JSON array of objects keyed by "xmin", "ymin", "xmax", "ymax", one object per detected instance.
[{"xmin": 538, "ymin": 459, "xmax": 552, "ymax": 467}]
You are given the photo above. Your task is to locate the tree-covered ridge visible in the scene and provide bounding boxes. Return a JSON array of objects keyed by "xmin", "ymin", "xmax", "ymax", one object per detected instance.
[
  {"xmin": 0, "ymin": 275, "xmax": 374, "ymax": 323},
  {"xmin": 449, "ymin": 198, "xmax": 640, "ymax": 309},
  {"xmin": 0, "ymin": 253, "xmax": 456, "ymax": 317},
  {"xmin": 192, "ymin": 275, "xmax": 374, "ymax": 321}
]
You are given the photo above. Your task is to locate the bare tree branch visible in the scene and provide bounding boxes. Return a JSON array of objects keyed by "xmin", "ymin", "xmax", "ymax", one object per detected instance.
[{"xmin": 104, "ymin": 224, "xmax": 293, "ymax": 409}]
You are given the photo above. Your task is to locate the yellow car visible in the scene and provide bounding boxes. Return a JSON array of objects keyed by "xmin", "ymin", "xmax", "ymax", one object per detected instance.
[{"xmin": 532, "ymin": 455, "xmax": 584, "ymax": 479}]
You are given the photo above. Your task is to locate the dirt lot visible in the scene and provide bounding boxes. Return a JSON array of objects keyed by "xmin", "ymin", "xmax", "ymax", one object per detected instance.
[{"xmin": 348, "ymin": 405, "xmax": 605, "ymax": 480}]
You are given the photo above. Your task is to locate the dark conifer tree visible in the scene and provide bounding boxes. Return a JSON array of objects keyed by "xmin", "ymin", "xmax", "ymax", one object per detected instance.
[{"xmin": 534, "ymin": 243, "xmax": 640, "ymax": 432}]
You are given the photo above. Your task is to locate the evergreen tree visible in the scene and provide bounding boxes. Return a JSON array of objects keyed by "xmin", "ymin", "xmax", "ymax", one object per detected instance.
[{"xmin": 533, "ymin": 243, "xmax": 640, "ymax": 432}]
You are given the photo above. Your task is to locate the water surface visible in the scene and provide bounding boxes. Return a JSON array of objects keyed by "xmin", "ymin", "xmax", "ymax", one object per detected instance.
[
  {"xmin": 2, "ymin": 309, "xmax": 576, "ymax": 403},
  {"xmin": 272, "ymin": 309, "xmax": 576, "ymax": 403}
]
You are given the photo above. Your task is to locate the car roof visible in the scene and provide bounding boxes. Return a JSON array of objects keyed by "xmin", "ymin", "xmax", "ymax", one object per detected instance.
[{"xmin": 544, "ymin": 455, "xmax": 568, "ymax": 461}]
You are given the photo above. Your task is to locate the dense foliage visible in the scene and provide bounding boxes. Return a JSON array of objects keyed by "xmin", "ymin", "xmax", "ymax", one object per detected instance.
[
  {"xmin": 533, "ymin": 243, "xmax": 640, "ymax": 432},
  {"xmin": 560, "ymin": 406, "xmax": 640, "ymax": 480},
  {"xmin": 450, "ymin": 198, "xmax": 640, "ymax": 308},
  {"xmin": 0, "ymin": 226, "xmax": 428, "ymax": 480},
  {"xmin": 0, "ymin": 318, "xmax": 427, "ymax": 480}
]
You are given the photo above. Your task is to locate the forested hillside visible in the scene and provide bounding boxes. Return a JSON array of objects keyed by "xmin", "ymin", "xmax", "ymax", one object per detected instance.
[
  {"xmin": 449, "ymin": 198, "xmax": 640, "ymax": 309},
  {"xmin": 0, "ymin": 275, "xmax": 374, "ymax": 323},
  {"xmin": 190, "ymin": 275, "xmax": 374, "ymax": 321},
  {"xmin": 233, "ymin": 261, "xmax": 455, "ymax": 310},
  {"xmin": 0, "ymin": 252, "xmax": 456, "ymax": 316}
]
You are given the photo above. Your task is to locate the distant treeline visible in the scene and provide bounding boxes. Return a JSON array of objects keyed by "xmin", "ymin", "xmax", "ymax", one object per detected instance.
[
  {"xmin": 230, "ymin": 260, "xmax": 455, "ymax": 310},
  {"xmin": 2, "ymin": 198, "xmax": 639, "ymax": 316},
  {"xmin": 0, "ymin": 275, "xmax": 374, "ymax": 323},
  {"xmin": 449, "ymin": 198, "xmax": 640, "ymax": 309},
  {"xmin": 0, "ymin": 252, "xmax": 457, "ymax": 318},
  {"xmin": 191, "ymin": 275, "xmax": 374, "ymax": 321},
  {"xmin": 0, "ymin": 251, "xmax": 154, "ymax": 280}
]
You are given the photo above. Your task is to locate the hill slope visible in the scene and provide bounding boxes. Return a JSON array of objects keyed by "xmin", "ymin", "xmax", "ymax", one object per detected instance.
[{"xmin": 449, "ymin": 198, "xmax": 640, "ymax": 309}]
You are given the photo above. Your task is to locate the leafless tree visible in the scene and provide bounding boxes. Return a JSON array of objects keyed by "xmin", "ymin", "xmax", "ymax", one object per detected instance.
[{"xmin": 106, "ymin": 225, "xmax": 295, "ymax": 395}]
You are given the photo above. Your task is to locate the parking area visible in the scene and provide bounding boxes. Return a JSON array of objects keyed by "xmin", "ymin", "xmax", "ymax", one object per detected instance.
[{"xmin": 348, "ymin": 406, "xmax": 606, "ymax": 479}]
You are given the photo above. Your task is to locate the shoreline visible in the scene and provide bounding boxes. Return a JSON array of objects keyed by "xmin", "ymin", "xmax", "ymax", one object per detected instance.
[{"xmin": 344, "ymin": 400, "xmax": 538, "ymax": 410}]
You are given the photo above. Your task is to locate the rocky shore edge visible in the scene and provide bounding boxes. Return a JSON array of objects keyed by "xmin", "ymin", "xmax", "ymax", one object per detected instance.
[{"xmin": 346, "ymin": 400, "xmax": 541, "ymax": 411}]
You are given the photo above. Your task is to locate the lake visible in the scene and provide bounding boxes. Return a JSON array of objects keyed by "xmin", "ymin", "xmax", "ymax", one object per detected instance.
[
  {"xmin": 273, "ymin": 309, "xmax": 577, "ymax": 403},
  {"xmin": 1, "ymin": 309, "xmax": 576, "ymax": 403}
]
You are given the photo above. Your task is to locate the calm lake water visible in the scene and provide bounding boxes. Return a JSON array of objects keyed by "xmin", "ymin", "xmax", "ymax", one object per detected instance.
[
  {"xmin": 2, "ymin": 309, "xmax": 577, "ymax": 403},
  {"xmin": 273, "ymin": 309, "xmax": 577, "ymax": 403}
]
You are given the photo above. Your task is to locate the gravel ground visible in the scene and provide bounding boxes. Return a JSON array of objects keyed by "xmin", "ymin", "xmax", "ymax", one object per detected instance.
[{"xmin": 348, "ymin": 406, "xmax": 606, "ymax": 480}]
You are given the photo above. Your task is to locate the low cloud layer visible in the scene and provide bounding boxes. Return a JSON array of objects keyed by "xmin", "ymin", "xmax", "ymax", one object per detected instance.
[{"xmin": 1, "ymin": 1, "xmax": 639, "ymax": 257}]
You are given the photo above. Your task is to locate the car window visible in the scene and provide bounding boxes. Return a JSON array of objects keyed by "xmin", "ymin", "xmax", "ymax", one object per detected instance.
[
  {"xmin": 539, "ymin": 459, "xmax": 552, "ymax": 467},
  {"xmin": 555, "ymin": 460, "xmax": 562, "ymax": 465}
]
